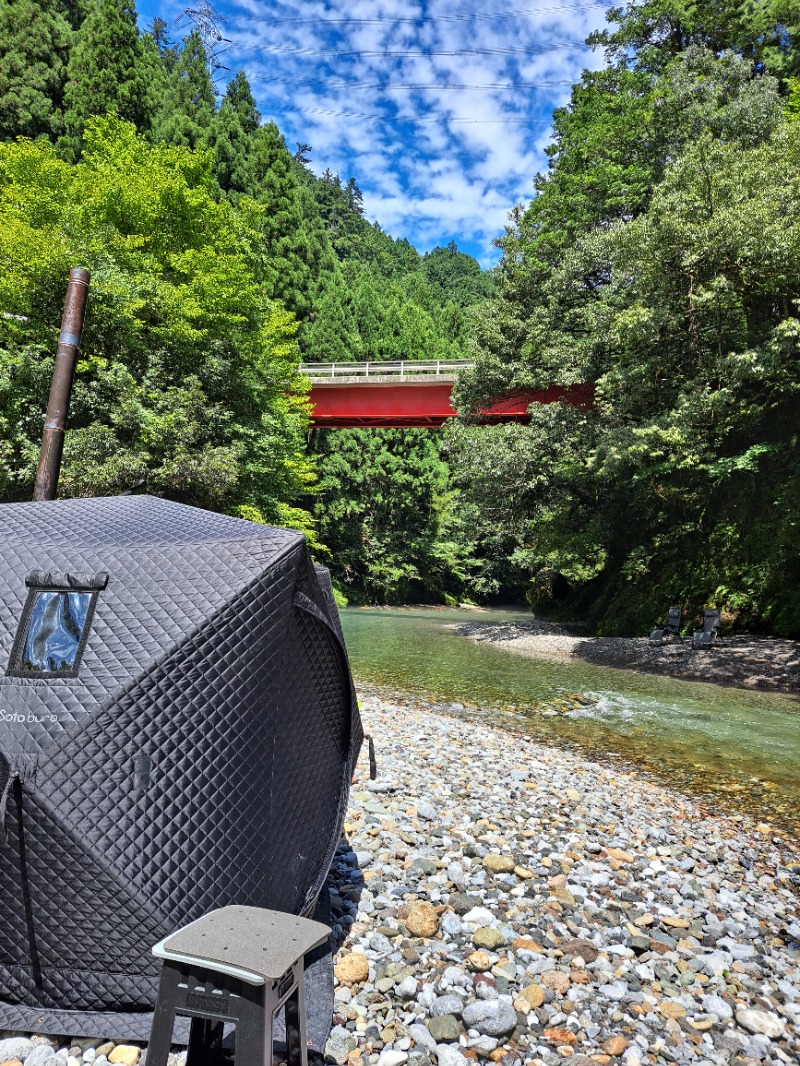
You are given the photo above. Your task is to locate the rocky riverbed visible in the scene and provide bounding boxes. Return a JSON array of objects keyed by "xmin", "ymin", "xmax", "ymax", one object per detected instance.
[
  {"xmin": 319, "ymin": 693, "xmax": 799, "ymax": 1066},
  {"xmin": 451, "ymin": 621, "xmax": 800, "ymax": 694},
  {"xmin": 2, "ymin": 692, "xmax": 799, "ymax": 1066}
]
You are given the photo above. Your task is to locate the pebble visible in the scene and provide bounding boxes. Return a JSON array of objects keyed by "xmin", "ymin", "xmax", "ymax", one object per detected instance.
[
  {"xmin": 701, "ymin": 993, "xmax": 733, "ymax": 1018},
  {"xmin": 107, "ymin": 1049, "xmax": 139, "ymax": 1066},
  {"xmin": 0, "ymin": 1043, "xmax": 33, "ymax": 1064},
  {"xmin": 395, "ymin": 976, "xmax": 417, "ymax": 998},
  {"xmin": 473, "ymin": 927, "xmax": 504, "ymax": 950},
  {"xmin": 377, "ymin": 1052, "xmax": 407, "ymax": 1066},
  {"xmin": 407, "ymin": 1026, "xmax": 436, "ymax": 1054},
  {"xmin": 325, "ymin": 1031, "xmax": 355, "ymax": 1065},
  {"xmin": 426, "ymin": 1016, "xmax": 461, "ymax": 1043},
  {"xmin": 434, "ymin": 1046, "xmax": 469, "ymax": 1066},
  {"xmin": 23, "ymin": 1049, "xmax": 57, "ymax": 1066},
  {"xmin": 404, "ymin": 902, "xmax": 439, "ymax": 938},
  {"xmin": 431, "ymin": 995, "xmax": 463, "ymax": 1017},
  {"xmin": 735, "ymin": 1007, "xmax": 786, "ymax": 1038},
  {"xmin": 325, "ymin": 692, "xmax": 799, "ymax": 1066},
  {"xmin": 518, "ymin": 983, "xmax": 545, "ymax": 1009},
  {"xmin": 461, "ymin": 997, "xmax": 517, "ymax": 1037},
  {"xmin": 483, "ymin": 853, "xmax": 515, "ymax": 874},
  {"xmin": 602, "ymin": 1035, "xmax": 629, "ymax": 1055},
  {"xmin": 335, "ymin": 952, "xmax": 370, "ymax": 985}
]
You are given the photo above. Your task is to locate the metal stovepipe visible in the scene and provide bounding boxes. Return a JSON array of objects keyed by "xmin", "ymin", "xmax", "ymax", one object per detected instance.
[{"xmin": 32, "ymin": 268, "xmax": 91, "ymax": 502}]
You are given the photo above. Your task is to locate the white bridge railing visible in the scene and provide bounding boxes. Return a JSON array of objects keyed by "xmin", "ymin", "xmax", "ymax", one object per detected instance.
[{"xmin": 299, "ymin": 360, "xmax": 473, "ymax": 379}]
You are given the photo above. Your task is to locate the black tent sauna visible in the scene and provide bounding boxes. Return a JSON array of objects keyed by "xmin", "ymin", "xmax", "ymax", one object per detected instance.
[{"xmin": 0, "ymin": 495, "xmax": 362, "ymax": 1041}]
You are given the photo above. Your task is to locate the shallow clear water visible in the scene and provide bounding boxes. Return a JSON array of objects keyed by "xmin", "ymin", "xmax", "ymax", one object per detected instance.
[{"xmin": 341, "ymin": 607, "xmax": 800, "ymax": 840}]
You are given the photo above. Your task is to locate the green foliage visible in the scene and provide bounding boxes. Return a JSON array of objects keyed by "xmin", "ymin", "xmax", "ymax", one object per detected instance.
[
  {"xmin": 247, "ymin": 123, "xmax": 338, "ymax": 322},
  {"xmin": 589, "ymin": 0, "xmax": 800, "ymax": 80},
  {"xmin": 4, "ymin": 0, "xmax": 796, "ymax": 629},
  {"xmin": 312, "ymin": 170, "xmax": 368, "ymax": 260},
  {"xmin": 304, "ymin": 228, "xmax": 491, "ymax": 604},
  {"xmin": 0, "ymin": 0, "xmax": 76, "ymax": 140},
  {"xmin": 0, "ymin": 0, "xmax": 493, "ymax": 598},
  {"xmin": 444, "ymin": 409, "xmax": 603, "ymax": 603},
  {"xmin": 59, "ymin": 0, "xmax": 151, "ymax": 159},
  {"xmin": 421, "ymin": 241, "xmax": 495, "ymax": 307},
  {"xmin": 207, "ymin": 73, "xmax": 260, "ymax": 200},
  {"xmin": 151, "ymin": 30, "xmax": 214, "ymax": 150},
  {"xmin": 458, "ymin": 14, "xmax": 800, "ymax": 633},
  {"xmin": 0, "ymin": 117, "xmax": 314, "ymax": 527},
  {"xmin": 787, "ymin": 76, "xmax": 800, "ymax": 120},
  {"xmin": 313, "ymin": 429, "xmax": 472, "ymax": 604},
  {"xmin": 303, "ymin": 238, "xmax": 487, "ymax": 365}
]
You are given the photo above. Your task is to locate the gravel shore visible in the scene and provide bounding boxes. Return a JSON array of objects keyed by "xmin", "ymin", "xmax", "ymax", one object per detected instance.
[
  {"xmin": 321, "ymin": 692, "xmax": 799, "ymax": 1066},
  {"xmin": 450, "ymin": 620, "xmax": 800, "ymax": 693},
  {"xmin": 2, "ymin": 690, "xmax": 798, "ymax": 1066}
]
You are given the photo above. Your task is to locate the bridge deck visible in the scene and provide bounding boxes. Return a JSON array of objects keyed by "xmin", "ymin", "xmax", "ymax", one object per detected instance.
[
  {"xmin": 300, "ymin": 361, "xmax": 592, "ymax": 428},
  {"xmin": 300, "ymin": 360, "xmax": 472, "ymax": 383}
]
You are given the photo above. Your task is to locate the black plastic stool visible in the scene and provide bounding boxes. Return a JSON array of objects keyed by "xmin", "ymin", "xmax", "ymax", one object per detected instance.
[{"xmin": 147, "ymin": 905, "xmax": 331, "ymax": 1066}]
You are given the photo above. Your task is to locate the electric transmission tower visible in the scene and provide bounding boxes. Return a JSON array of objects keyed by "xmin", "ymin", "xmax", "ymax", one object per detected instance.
[{"xmin": 177, "ymin": 0, "xmax": 231, "ymax": 92}]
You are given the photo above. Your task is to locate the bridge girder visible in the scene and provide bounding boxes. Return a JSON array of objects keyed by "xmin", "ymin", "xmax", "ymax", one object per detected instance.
[{"xmin": 308, "ymin": 381, "xmax": 593, "ymax": 429}]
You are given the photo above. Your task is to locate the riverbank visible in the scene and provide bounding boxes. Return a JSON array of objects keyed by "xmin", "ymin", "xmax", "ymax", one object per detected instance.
[
  {"xmin": 450, "ymin": 620, "xmax": 800, "ymax": 694},
  {"xmin": 321, "ymin": 691, "xmax": 799, "ymax": 1066},
  {"xmin": 1, "ymin": 691, "xmax": 798, "ymax": 1066}
]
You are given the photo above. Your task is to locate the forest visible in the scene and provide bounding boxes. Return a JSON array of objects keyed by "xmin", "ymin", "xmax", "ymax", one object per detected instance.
[{"xmin": 0, "ymin": 0, "xmax": 799, "ymax": 634}]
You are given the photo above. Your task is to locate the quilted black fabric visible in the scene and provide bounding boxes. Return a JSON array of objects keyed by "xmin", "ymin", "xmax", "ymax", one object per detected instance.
[{"xmin": 0, "ymin": 496, "xmax": 361, "ymax": 1045}]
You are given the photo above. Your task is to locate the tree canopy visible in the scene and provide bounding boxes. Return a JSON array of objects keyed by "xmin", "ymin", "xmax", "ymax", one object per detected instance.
[
  {"xmin": 0, "ymin": 2, "xmax": 488, "ymax": 595},
  {"xmin": 0, "ymin": 117, "xmax": 312, "ymax": 530},
  {"xmin": 454, "ymin": 0, "xmax": 800, "ymax": 633}
]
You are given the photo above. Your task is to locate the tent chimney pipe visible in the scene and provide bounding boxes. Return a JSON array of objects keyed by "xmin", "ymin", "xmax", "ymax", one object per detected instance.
[{"xmin": 33, "ymin": 268, "xmax": 90, "ymax": 502}]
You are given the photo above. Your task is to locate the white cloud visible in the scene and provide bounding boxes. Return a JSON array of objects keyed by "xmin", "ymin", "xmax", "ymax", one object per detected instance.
[{"xmin": 219, "ymin": 0, "xmax": 611, "ymax": 264}]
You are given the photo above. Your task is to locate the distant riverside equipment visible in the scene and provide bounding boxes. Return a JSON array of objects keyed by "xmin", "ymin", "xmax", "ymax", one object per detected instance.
[
  {"xmin": 0, "ymin": 495, "xmax": 361, "ymax": 1045},
  {"xmin": 692, "ymin": 608, "xmax": 722, "ymax": 649},
  {"xmin": 648, "ymin": 607, "xmax": 723, "ymax": 649},
  {"xmin": 300, "ymin": 360, "xmax": 594, "ymax": 428},
  {"xmin": 649, "ymin": 606, "xmax": 682, "ymax": 644}
]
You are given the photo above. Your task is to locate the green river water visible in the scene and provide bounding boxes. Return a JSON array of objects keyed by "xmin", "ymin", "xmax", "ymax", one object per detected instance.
[{"xmin": 340, "ymin": 607, "xmax": 800, "ymax": 842}]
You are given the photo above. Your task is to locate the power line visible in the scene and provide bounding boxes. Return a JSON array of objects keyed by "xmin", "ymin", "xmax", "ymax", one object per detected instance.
[
  {"xmin": 256, "ymin": 80, "xmax": 575, "ymax": 90},
  {"xmin": 221, "ymin": 43, "xmax": 588, "ymax": 59},
  {"xmin": 290, "ymin": 106, "xmax": 556, "ymax": 124},
  {"xmin": 226, "ymin": 3, "xmax": 610, "ymax": 24}
]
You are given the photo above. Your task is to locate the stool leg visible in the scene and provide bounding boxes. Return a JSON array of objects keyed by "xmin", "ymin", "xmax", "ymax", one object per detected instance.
[
  {"xmin": 206, "ymin": 1019, "xmax": 225, "ymax": 1066},
  {"xmin": 235, "ymin": 987, "xmax": 268, "ymax": 1066},
  {"xmin": 147, "ymin": 964, "xmax": 182, "ymax": 1066},
  {"xmin": 284, "ymin": 963, "xmax": 307, "ymax": 1066},
  {"xmin": 187, "ymin": 1018, "xmax": 224, "ymax": 1066}
]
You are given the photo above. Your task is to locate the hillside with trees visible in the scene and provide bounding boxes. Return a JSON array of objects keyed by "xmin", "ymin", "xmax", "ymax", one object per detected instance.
[
  {"xmin": 1, "ymin": 0, "xmax": 799, "ymax": 631},
  {"xmin": 0, "ymin": 0, "xmax": 488, "ymax": 600},
  {"xmin": 451, "ymin": 0, "xmax": 800, "ymax": 634}
]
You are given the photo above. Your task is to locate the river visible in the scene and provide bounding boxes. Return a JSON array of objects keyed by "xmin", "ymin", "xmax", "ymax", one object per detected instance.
[{"xmin": 340, "ymin": 606, "xmax": 800, "ymax": 841}]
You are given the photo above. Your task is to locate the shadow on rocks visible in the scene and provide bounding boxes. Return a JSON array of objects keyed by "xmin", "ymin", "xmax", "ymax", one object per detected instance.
[{"xmin": 326, "ymin": 834, "xmax": 367, "ymax": 953}]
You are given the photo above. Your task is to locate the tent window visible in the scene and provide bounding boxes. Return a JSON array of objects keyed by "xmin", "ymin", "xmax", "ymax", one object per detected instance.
[{"xmin": 7, "ymin": 578, "xmax": 103, "ymax": 678}]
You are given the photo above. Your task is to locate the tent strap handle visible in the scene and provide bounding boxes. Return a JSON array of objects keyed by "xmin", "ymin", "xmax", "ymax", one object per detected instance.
[
  {"xmin": 363, "ymin": 735, "xmax": 377, "ymax": 780},
  {"xmin": 0, "ymin": 770, "xmax": 20, "ymax": 845}
]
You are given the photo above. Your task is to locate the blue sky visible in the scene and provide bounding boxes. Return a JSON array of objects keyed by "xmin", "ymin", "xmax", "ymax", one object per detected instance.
[{"xmin": 135, "ymin": 0, "xmax": 612, "ymax": 265}]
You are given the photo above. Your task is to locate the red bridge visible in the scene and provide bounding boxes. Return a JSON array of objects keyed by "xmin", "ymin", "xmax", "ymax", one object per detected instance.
[{"xmin": 302, "ymin": 361, "xmax": 593, "ymax": 429}]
